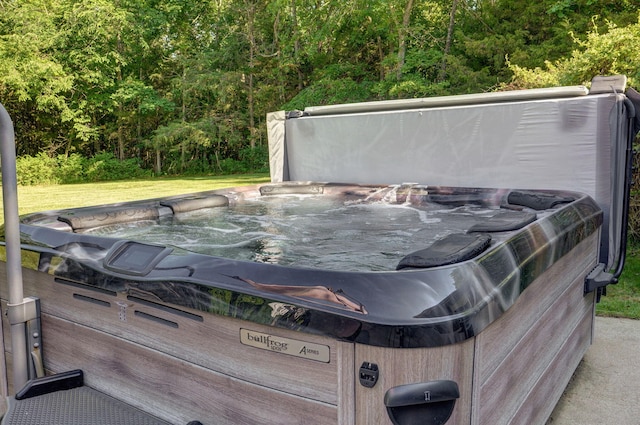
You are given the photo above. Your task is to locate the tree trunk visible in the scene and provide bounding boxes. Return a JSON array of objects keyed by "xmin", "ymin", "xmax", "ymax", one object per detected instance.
[
  {"xmin": 439, "ymin": 0, "xmax": 459, "ymax": 82},
  {"xmin": 117, "ymin": 32, "xmax": 125, "ymax": 160},
  {"xmin": 117, "ymin": 108, "xmax": 124, "ymax": 160},
  {"xmin": 155, "ymin": 149, "xmax": 161, "ymax": 175},
  {"xmin": 246, "ymin": 0, "xmax": 257, "ymax": 149},
  {"xmin": 181, "ymin": 67, "xmax": 187, "ymax": 171},
  {"xmin": 291, "ymin": 0, "xmax": 303, "ymax": 91},
  {"xmin": 378, "ymin": 36, "xmax": 385, "ymax": 81},
  {"xmin": 396, "ymin": 0, "xmax": 414, "ymax": 81}
]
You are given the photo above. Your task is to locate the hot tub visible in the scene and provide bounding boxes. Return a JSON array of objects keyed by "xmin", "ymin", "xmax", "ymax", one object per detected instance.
[
  {"xmin": 3, "ymin": 182, "xmax": 602, "ymax": 424},
  {"xmin": 1, "ymin": 76, "xmax": 637, "ymax": 425},
  {"xmin": 16, "ymin": 183, "xmax": 602, "ymax": 348}
]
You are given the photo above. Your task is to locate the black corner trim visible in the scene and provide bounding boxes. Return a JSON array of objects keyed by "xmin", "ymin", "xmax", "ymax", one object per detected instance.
[
  {"xmin": 584, "ymin": 263, "xmax": 616, "ymax": 294},
  {"xmin": 15, "ymin": 369, "xmax": 84, "ymax": 400}
]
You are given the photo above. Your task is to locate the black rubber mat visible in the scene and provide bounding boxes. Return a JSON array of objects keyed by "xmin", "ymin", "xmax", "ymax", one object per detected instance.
[{"xmin": 2, "ymin": 386, "xmax": 171, "ymax": 425}]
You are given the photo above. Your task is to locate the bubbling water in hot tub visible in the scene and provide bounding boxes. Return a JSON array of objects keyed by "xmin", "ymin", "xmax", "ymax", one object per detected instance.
[{"xmin": 84, "ymin": 194, "xmax": 504, "ymax": 272}]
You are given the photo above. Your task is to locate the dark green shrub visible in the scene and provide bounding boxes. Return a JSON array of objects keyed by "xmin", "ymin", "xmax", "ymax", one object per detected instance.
[
  {"xmin": 180, "ymin": 157, "xmax": 213, "ymax": 176},
  {"xmin": 218, "ymin": 158, "xmax": 248, "ymax": 174},
  {"xmin": 14, "ymin": 148, "xmax": 264, "ymax": 185},
  {"xmin": 84, "ymin": 152, "xmax": 151, "ymax": 182},
  {"xmin": 16, "ymin": 152, "xmax": 151, "ymax": 185},
  {"xmin": 16, "ymin": 153, "xmax": 60, "ymax": 185},
  {"xmin": 239, "ymin": 145, "xmax": 269, "ymax": 173},
  {"xmin": 57, "ymin": 153, "xmax": 86, "ymax": 183}
]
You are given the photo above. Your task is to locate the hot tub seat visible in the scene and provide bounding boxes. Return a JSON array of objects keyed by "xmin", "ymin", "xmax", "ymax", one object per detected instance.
[{"xmin": 159, "ymin": 195, "xmax": 229, "ymax": 214}]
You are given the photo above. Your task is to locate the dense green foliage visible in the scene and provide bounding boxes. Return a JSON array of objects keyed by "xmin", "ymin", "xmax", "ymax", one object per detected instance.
[
  {"xmin": 507, "ymin": 16, "xmax": 640, "ymax": 89},
  {"xmin": 0, "ymin": 0, "xmax": 638, "ymax": 177},
  {"xmin": 15, "ymin": 152, "xmax": 151, "ymax": 185}
]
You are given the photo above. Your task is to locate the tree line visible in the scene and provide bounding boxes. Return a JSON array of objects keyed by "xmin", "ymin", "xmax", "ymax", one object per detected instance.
[{"xmin": 0, "ymin": 0, "xmax": 638, "ymax": 176}]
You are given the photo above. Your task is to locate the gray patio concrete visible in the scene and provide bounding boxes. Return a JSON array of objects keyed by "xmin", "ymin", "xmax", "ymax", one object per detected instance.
[{"xmin": 547, "ymin": 316, "xmax": 640, "ymax": 425}]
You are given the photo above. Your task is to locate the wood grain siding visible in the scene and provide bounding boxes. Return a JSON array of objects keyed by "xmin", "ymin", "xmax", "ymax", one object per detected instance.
[
  {"xmin": 0, "ymin": 264, "xmax": 340, "ymax": 405},
  {"xmin": 472, "ymin": 232, "xmax": 599, "ymax": 385},
  {"xmin": 507, "ymin": 304, "xmax": 594, "ymax": 424},
  {"xmin": 43, "ymin": 315, "xmax": 337, "ymax": 425},
  {"xmin": 472, "ymin": 232, "xmax": 599, "ymax": 425},
  {"xmin": 354, "ymin": 338, "xmax": 475, "ymax": 425},
  {"xmin": 337, "ymin": 341, "xmax": 356, "ymax": 425},
  {"xmin": 2, "ymin": 299, "xmax": 343, "ymax": 424}
]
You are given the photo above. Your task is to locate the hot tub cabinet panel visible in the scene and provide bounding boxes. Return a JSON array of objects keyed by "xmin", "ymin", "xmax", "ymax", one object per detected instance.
[
  {"xmin": 0, "ymin": 184, "xmax": 602, "ymax": 425},
  {"xmin": 0, "ymin": 265, "xmax": 352, "ymax": 424},
  {"xmin": 353, "ymin": 232, "xmax": 598, "ymax": 425},
  {"xmin": 0, "ymin": 281, "xmax": 348, "ymax": 424},
  {"xmin": 471, "ymin": 232, "xmax": 597, "ymax": 425}
]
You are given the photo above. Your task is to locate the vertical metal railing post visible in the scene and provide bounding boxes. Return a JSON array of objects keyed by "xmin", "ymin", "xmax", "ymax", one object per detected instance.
[{"xmin": 0, "ymin": 103, "xmax": 29, "ymax": 391}]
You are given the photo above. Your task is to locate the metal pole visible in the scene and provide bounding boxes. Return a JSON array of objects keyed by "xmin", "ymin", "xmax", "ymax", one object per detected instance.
[{"xmin": 0, "ymin": 103, "xmax": 29, "ymax": 390}]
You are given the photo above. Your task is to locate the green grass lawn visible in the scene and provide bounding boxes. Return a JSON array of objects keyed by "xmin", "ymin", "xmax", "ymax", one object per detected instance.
[
  {"xmin": 0, "ymin": 174, "xmax": 271, "ymax": 222},
  {"xmin": 1, "ymin": 173, "xmax": 638, "ymax": 319},
  {"xmin": 595, "ymin": 244, "xmax": 640, "ymax": 319}
]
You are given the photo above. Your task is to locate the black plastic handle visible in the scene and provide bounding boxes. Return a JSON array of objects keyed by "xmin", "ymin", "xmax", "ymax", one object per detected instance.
[
  {"xmin": 384, "ymin": 380, "xmax": 459, "ymax": 407},
  {"xmin": 384, "ymin": 380, "xmax": 459, "ymax": 425}
]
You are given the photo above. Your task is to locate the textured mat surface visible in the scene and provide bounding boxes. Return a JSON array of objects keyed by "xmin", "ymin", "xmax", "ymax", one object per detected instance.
[{"xmin": 2, "ymin": 386, "xmax": 171, "ymax": 425}]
